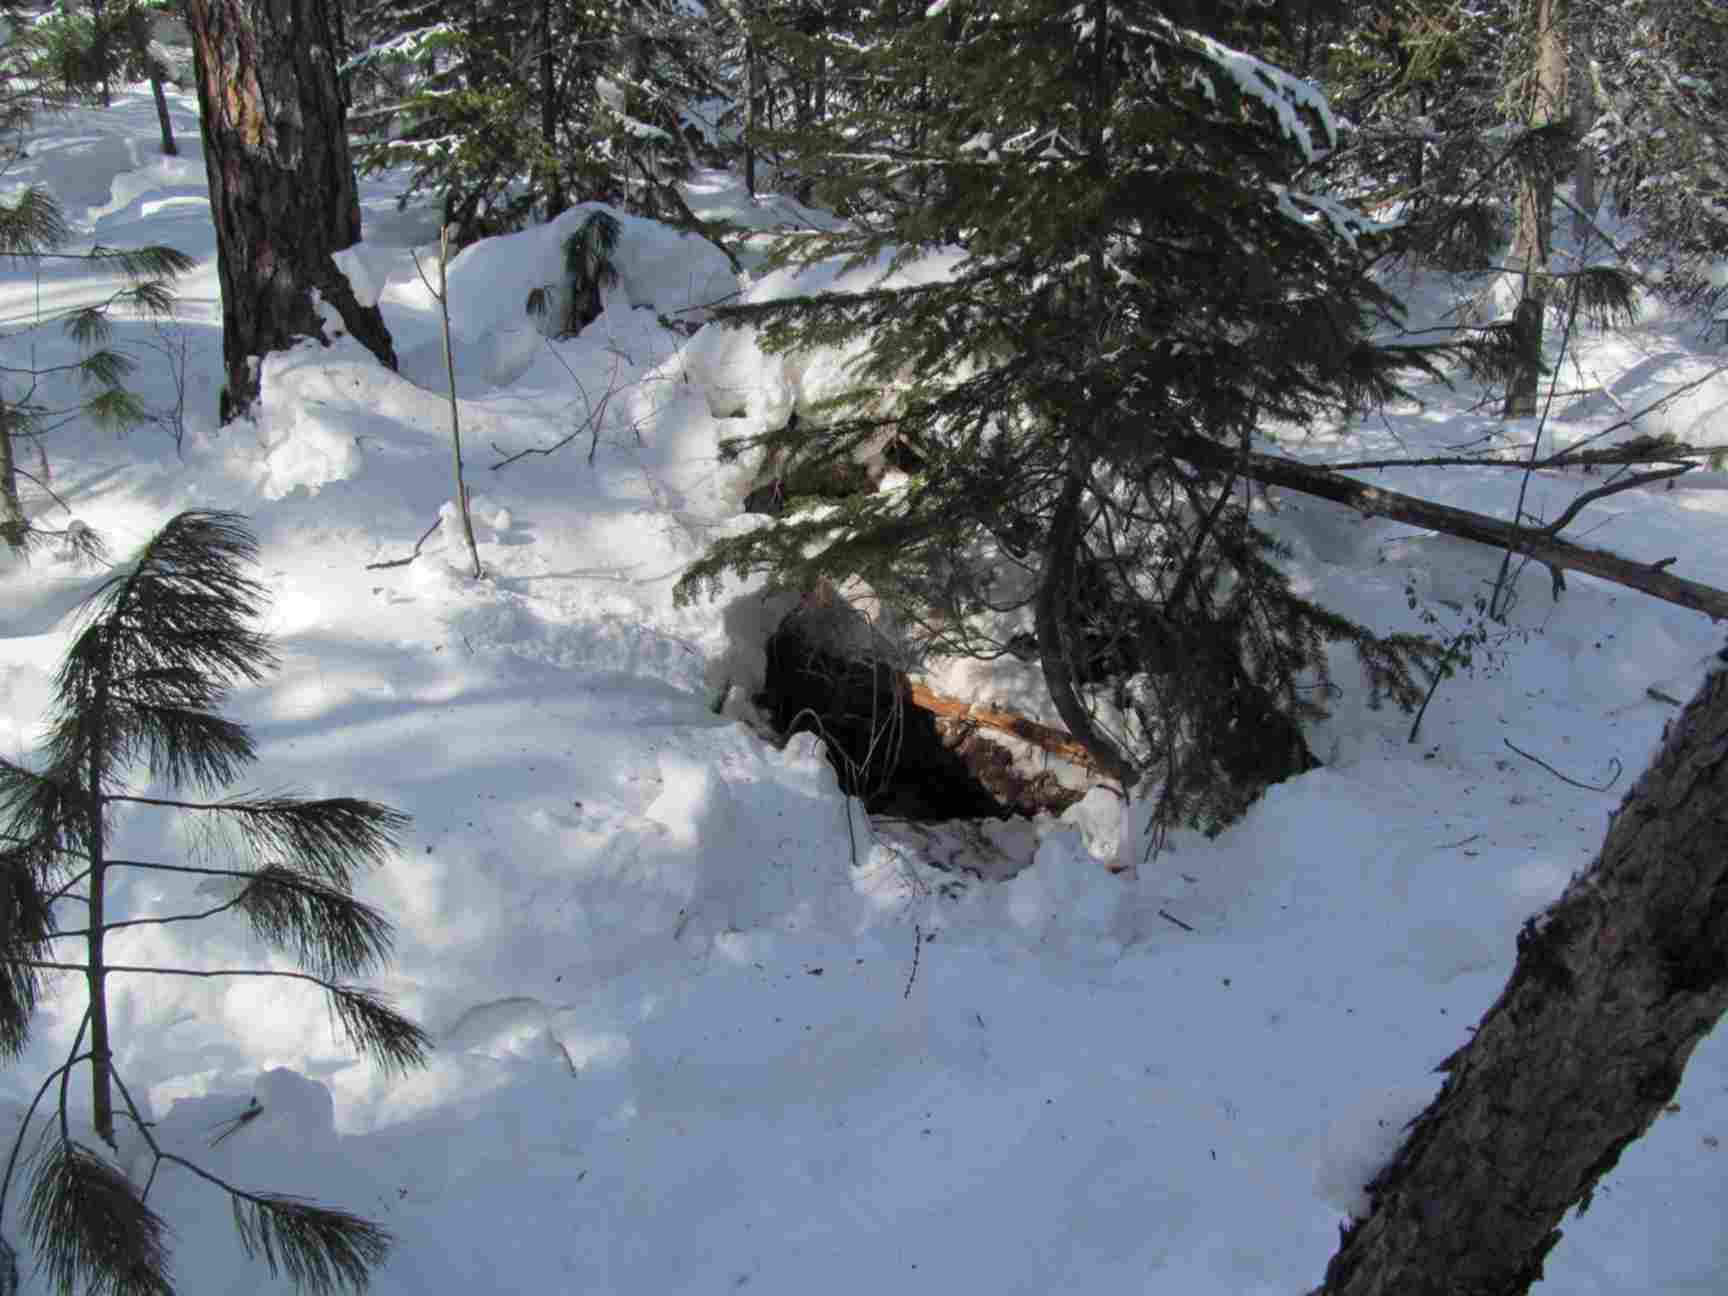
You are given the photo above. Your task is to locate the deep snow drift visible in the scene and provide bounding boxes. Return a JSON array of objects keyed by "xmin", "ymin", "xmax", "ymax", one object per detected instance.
[{"xmin": 0, "ymin": 82, "xmax": 1726, "ymax": 1295}]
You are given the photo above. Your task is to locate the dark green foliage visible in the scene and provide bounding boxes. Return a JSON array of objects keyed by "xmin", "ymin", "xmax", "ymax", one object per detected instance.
[
  {"xmin": 680, "ymin": 2, "xmax": 1470, "ymax": 840},
  {"xmin": 29, "ymin": 1, "xmax": 171, "ymax": 105},
  {"xmin": 1593, "ymin": 1, "xmax": 1728, "ymax": 326},
  {"xmin": 231, "ymin": 1194, "xmax": 390, "ymax": 1296},
  {"xmin": 349, "ymin": 0, "xmax": 715, "ymax": 239},
  {"xmin": 0, "ymin": 511, "xmax": 425, "ymax": 1295},
  {"xmin": 527, "ymin": 209, "xmax": 623, "ymax": 336},
  {"xmin": 51, "ymin": 512, "xmax": 274, "ymax": 795},
  {"xmin": 237, "ymin": 867, "xmax": 395, "ymax": 980},
  {"xmin": 0, "ymin": 183, "xmax": 191, "ymax": 556},
  {"xmin": 25, "ymin": 1139, "xmax": 173, "ymax": 1296}
]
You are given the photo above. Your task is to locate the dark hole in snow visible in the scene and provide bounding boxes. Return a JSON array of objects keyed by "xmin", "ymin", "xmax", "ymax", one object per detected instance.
[{"xmin": 758, "ymin": 604, "xmax": 1085, "ymax": 823}]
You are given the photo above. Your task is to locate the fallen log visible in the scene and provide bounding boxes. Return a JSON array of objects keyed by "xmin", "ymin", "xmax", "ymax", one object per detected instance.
[
  {"xmin": 1171, "ymin": 437, "xmax": 1728, "ymax": 622},
  {"xmin": 906, "ymin": 682, "xmax": 1110, "ymax": 773}
]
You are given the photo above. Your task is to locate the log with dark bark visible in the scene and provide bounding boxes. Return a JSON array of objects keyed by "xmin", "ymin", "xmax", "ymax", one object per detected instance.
[
  {"xmin": 1171, "ymin": 437, "xmax": 1728, "ymax": 621},
  {"xmin": 185, "ymin": 0, "xmax": 396, "ymax": 422},
  {"xmin": 1313, "ymin": 656, "xmax": 1728, "ymax": 1296}
]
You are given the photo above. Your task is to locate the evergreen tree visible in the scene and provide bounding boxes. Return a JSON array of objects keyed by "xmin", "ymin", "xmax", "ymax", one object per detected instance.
[
  {"xmin": 0, "ymin": 510, "xmax": 427, "ymax": 1294},
  {"xmin": 348, "ymin": 0, "xmax": 721, "ymax": 240},
  {"xmin": 0, "ymin": 184, "xmax": 191, "ymax": 555},
  {"xmin": 679, "ymin": 0, "xmax": 1493, "ymax": 840},
  {"xmin": 31, "ymin": 0, "xmax": 180, "ymax": 153},
  {"xmin": 1591, "ymin": 0, "xmax": 1728, "ymax": 325}
]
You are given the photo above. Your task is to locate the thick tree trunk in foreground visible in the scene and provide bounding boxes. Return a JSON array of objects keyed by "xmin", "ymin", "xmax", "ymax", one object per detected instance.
[
  {"xmin": 185, "ymin": 0, "xmax": 396, "ymax": 423},
  {"xmin": 1314, "ymin": 659, "xmax": 1728, "ymax": 1296}
]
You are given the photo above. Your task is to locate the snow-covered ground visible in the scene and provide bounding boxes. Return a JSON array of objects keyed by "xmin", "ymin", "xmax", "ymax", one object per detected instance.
[{"xmin": 1, "ymin": 82, "xmax": 1726, "ymax": 1294}]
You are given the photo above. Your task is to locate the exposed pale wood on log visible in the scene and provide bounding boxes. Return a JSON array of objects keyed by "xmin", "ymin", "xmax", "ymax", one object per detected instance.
[{"xmin": 907, "ymin": 683, "xmax": 1107, "ymax": 773}]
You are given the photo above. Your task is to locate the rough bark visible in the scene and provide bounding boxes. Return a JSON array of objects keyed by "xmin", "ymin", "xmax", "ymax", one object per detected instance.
[
  {"xmin": 1314, "ymin": 657, "xmax": 1728, "ymax": 1295},
  {"xmin": 1170, "ymin": 437, "xmax": 1728, "ymax": 621},
  {"xmin": 184, "ymin": 0, "xmax": 396, "ymax": 423}
]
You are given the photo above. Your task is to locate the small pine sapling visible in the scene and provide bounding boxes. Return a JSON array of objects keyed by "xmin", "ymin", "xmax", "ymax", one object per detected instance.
[
  {"xmin": 0, "ymin": 510, "xmax": 428, "ymax": 1295},
  {"xmin": 526, "ymin": 209, "xmax": 622, "ymax": 338}
]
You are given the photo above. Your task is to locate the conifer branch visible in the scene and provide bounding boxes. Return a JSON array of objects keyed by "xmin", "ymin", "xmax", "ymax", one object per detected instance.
[
  {"xmin": 227, "ymin": 1190, "xmax": 391, "ymax": 1296},
  {"xmin": 0, "ymin": 1033, "xmax": 90, "ymax": 1226},
  {"xmin": 24, "ymin": 1138, "xmax": 173, "ymax": 1296},
  {"xmin": 18, "ymin": 961, "xmax": 429, "ymax": 1074},
  {"xmin": 107, "ymin": 795, "xmax": 410, "ymax": 885},
  {"xmin": 2, "ymin": 510, "xmax": 421, "ymax": 1290},
  {"xmin": 47, "ymin": 869, "xmax": 392, "ymax": 978}
]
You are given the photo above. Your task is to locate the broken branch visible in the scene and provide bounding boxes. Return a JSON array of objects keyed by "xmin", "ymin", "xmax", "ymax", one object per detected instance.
[{"xmin": 1169, "ymin": 438, "xmax": 1728, "ymax": 621}]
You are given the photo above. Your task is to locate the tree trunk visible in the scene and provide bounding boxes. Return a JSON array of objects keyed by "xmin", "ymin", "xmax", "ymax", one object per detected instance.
[
  {"xmin": 744, "ymin": 28, "xmax": 759, "ymax": 197},
  {"xmin": 0, "ymin": 412, "xmax": 25, "ymax": 549},
  {"xmin": 147, "ymin": 71, "xmax": 176, "ymax": 156},
  {"xmin": 1034, "ymin": 460, "xmax": 1136, "ymax": 784},
  {"xmin": 124, "ymin": 8, "xmax": 177, "ymax": 156},
  {"xmin": 1503, "ymin": 0, "xmax": 1567, "ymax": 418},
  {"xmin": 184, "ymin": 0, "xmax": 396, "ymax": 424},
  {"xmin": 538, "ymin": 0, "xmax": 563, "ymax": 218},
  {"xmin": 1569, "ymin": 3, "xmax": 1597, "ymax": 243},
  {"xmin": 1313, "ymin": 659, "xmax": 1728, "ymax": 1295}
]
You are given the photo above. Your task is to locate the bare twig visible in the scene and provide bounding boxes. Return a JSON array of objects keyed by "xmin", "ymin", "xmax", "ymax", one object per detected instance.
[
  {"xmin": 903, "ymin": 922, "xmax": 922, "ymax": 999},
  {"xmin": 364, "ymin": 518, "xmax": 440, "ymax": 570},
  {"xmin": 1540, "ymin": 464, "xmax": 1695, "ymax": 537},
  {"xmin": 1158, "ymin": 908, "xmax": 1195, "ymax": 933},
  {"xmin": 1502, "ymin": 738, "xmax": 1623, "ymax": 791},
  {"xmin": 1437, "ymin": 833, "xmax": 1483, "ymax": 850}
]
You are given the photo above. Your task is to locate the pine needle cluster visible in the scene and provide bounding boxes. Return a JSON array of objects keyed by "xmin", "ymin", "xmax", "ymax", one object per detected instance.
[
  {"xmin": 0, "ymin": 510, "xmax": 426, "ymax": 1295},
  {"xmin": 0, "ymin": 183, "xmax": 193, "ymax": 556}
]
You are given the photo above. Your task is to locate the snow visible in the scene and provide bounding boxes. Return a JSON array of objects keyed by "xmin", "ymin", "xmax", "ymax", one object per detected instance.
[{"xmin": 3, "ymin": 81, "xmax": 1728, "ymax": 1296}]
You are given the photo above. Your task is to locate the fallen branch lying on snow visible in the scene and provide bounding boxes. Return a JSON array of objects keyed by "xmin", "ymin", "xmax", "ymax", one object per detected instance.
[{"xmin": 1170, "ymin": 438, "xmax": 1728, "ymax": 622}]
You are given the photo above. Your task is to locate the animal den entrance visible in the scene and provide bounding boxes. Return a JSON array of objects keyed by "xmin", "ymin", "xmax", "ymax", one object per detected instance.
[{"xmin": 758, "ymin": 604, "xmax": 1086, "ymax": 823}]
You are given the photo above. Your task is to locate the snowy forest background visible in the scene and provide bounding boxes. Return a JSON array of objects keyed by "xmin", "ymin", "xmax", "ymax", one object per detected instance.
[{"xmin": 0, "ymin": 0, "xmax": 1726, "ymax": 1293}]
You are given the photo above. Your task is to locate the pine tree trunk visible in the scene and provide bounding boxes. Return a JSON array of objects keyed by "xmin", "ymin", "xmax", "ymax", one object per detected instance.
[
  {"xmin": 1313, "ymin": 660, "xmax": 1728, "ymax": 1296},
  {"xmin": 0, "ymin": 412, "xmax": 25, "ymax": 549},
  {"xmin": 538, "ymin": 0, "xmax": 563, "ymax": 218},
  {"xmin": 1570, "ymin": 4, "xmax": 1597, "ymax": 242},
  {"xmin": 184, "ymin": 0, "xmax": 396, "ymax": 423},
  {"xmin": 744, "ymin": 29, "xmax": 759, "ymax": 198},
  {"xmin": 147, "ymin": 71, "xmax": 176, "ymax": 156},
  {"xmin": 1503, "ymin": 0, "xmax": 1567, "ymax": 418}
]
